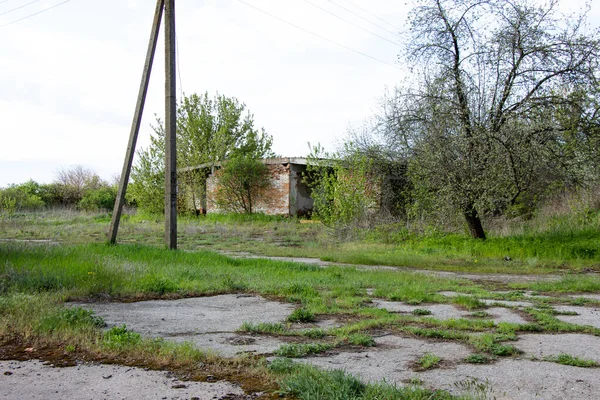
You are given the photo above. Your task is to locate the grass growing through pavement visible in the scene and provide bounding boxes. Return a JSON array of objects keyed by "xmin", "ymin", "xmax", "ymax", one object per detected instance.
[
  {"xmin": 544, "ymin": 353, "xmax": 599, "ymax": 368},
  {"xmin": 417, "ymin": 353, "xmax": 441, "ymax": 370},
  {"xmin": 269, "ymin": 358, "xmax": 466, "ymax": 400},
  {"xmin": 2, "ymin": 208, "xmax": 600, "ymax": 398}
]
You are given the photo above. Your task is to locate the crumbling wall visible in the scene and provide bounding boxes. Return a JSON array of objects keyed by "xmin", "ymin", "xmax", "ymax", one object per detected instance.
[{"xmin": 206, "ymin": 164, "xmax": 291, "ymax": 215}]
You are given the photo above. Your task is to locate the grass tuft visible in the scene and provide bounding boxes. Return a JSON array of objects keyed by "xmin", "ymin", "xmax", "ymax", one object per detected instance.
[{"xmin": 545, "ymin": 353, "xmax": 599, "ymax": 368}]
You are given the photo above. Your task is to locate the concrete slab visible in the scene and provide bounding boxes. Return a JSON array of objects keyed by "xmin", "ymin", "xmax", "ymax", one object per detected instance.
[
  {"xmin": 0, "ymin": 360, "xmax": 247, "ymax": 400},
  {"xmin": 372, "ymin": 300, "xmax": 528, "ymax": 324},
  {"xmin": 302, "ymin": 334, "xmax": 472, "ymax": 383},
  {"xmin": 516, "ymin": 333, "xmax": 600, "ymax": 362},
  {"xmin": 420, "ymin": 359, "xmax": 600, "ymax": 400},
  {"xmin": 72, "ymin": 295, "xmax": 294, "ymax": 356},
  {"xmin": 553, "ymin": 305, "xmax": 600, "ymax": 329}
]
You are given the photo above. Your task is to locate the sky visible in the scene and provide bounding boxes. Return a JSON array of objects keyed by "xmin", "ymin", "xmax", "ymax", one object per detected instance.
[{"xmin": 1, "ymin": 0, "xmax": 599, "ymax": 187}]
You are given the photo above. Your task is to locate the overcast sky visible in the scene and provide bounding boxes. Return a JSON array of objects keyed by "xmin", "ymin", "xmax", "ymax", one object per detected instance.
[{"xmin": 1, "ymin": 0, "xmax": 598, "ymax": 187}]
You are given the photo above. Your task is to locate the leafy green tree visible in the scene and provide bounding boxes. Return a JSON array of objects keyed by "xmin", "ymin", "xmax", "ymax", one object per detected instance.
[
  {"xmin": 129, "ymin": 92, "xmax": 273, "ymax": 214},
  {"xmin": 0, "ymin": 180, "xmax": 45, "ymax": 212},
  {"xmin": 377, "ymin": 0, "xmax": 600, "ymax": 239},
  {"xmin": 213, "ymin": 156, "xmax": 271, "ymax": 214},
  {"xmin": 306, "ymin": 144, "xmax": 379, "ymax": 236}
]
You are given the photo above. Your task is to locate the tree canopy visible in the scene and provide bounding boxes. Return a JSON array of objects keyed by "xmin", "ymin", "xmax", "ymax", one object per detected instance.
[
  {"xmin": 376, "ymin": 0, "xmax": 600, "ymax": 238},
  {"xmin": 128, "ymin": 92, "xmax": 274, "ymax": 214}
]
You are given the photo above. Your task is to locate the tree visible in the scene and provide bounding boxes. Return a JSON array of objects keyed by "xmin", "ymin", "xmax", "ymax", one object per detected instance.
[
  {"xmin": 128, "ymin": 92, "xmax": 274, "ymax": 214},
  {"xmin": 378, "ymin": 0, "xmax": 600, "ymax": 238},
  {"xmin": 213, "ymin": 156, "xmax": 272, "ymax": 214},
  {"xmin": 56, "ymin": 165, "xmax": 103, "ymax": 206}
]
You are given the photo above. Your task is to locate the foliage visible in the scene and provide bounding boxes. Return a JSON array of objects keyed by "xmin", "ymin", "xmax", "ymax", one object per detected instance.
[
  {"xmin": 274, "ymin": 342, "xmax": 333, "ymax": 358},
  {"xmin": 375, "ymin": 0, "xmax": 600, "ymax": 239},
  {"xmin": 0, "ymin": 180, "xmax": 45, "ymax": 212},
  {"xmin": 213, "ymin": 156, "xmax": 272, "ymax": 214},
  {"xmin": 78, "ymin": 185, "xmax": 117, "ymax": 211},
  {"xmin": 417, "ymin": 353, "xmax": 441, "ymax": 370},
  {"xmin": 306, "ymin": 143, "xmax": 379, "ymax": 236},
  {"xmin": 545, "ymin": 353, "xmax": 599, "ymax": 368},
  {"xmin": 274, "ymin": 361, "xmax": 459, "ymax": 400},
  {"xmin": 287, "ymin": 308, "xmax": 316, "ymax": 323},
  {"xmin": 129, "ymin": 92, "xmax": 273, "ymax": 214},
  {"xmin": 56, "ymin": 165, "xmax": 105, "ymax": 206}
]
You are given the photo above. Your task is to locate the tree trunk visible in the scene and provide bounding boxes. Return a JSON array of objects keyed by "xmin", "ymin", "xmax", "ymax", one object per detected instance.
[{"xmin": 464, "ymin": 203, "xmax": 486, "ymax": 240}]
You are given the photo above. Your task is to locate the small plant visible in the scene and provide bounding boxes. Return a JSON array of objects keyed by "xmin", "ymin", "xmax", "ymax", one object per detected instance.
[
  {"xmin": 37, "ymin": 306, "xmax": 105, "ymax": 333},
  {"xmin": 470, "ymin": 311, "xmax": 491, "ymax": 318},
  {"xmin": 491, "ymin": 344, "xmax": 520, "ymax": 357},
  {"xmin": 545, "ymin": 353, "xmax": 598, "ymax": 368},
  {"xmin": 417, "ymin": 353, "xmax": 441, "ymax": 370},
  {"xmin": 287, "ymin": 308, "xmax": 316, "ymax": 323},
  {"xmin": 412, "ymin": 308, "xmax": 432, "ymax": 316},
  {"xmin": 102, "ymin": 325, "xmax": 142, "ymax": 350},
  {"xmin": 464, "ymin": 353, "xmax": 490, "ymax": 364},
  {"xmin": 453, "ymin": 377, "xmax": 493, "ymax": 400},
  {"xmin": 268, "ymin": 357, "xmax": 299, "ymax": 374},
  {"xmin": 301, "ymin": 328, "xmax": 326, "ymax": 339},
  {"xmin": 346, "ymin": 333, "xmax": 376, "ymax": 347},
  {"xmin": 552, "ymin": 310, "xmax": 579, "ymax": 316},
  {"xmin": 274, "ymin": 342, "xmax": 333, "ymax": 358},
  {"xmin": 238, "ymin": 322, "xmax": 286, "ymax": 334},
  {"xmin": 453, "ymin": 295, "xmax": 486, "ymax": 310},
  {"xmin": 64, "ymin": 344, "xmax": 76, "ymax": 353}
]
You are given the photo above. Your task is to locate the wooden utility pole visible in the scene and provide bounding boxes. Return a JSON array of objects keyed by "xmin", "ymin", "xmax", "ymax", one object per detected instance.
[
  {"xmin": 108, "ymin": 0, "xmax": 165, "ymax": 245},
  {"xmin": 164, "ymin": 0, "xmax": 177, "ymax": 249}
]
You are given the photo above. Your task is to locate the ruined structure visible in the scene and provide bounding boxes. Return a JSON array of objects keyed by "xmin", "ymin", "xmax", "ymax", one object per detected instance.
[{"xmin": 184, "ymin": 158, "xmax": 314, "ymax": 216}]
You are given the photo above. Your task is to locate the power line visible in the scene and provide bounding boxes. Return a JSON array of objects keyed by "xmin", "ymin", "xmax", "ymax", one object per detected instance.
[
  {"xmin": 0, "ymin": 0, "xmax": 71, "ymax": 29},
  {"xmin": 300, "ymin": 0, "xmax": 401, "ymax": 47},
  {"xmin": 328, "ymin": 0, "xmax": 403, "ymax": 38},
  {"xmin": 0, "ymin": 0, "xmax": 42, "ymax": 17},
  {"xmin": 236, "ymin": 0, "xmax": 400, "ymax": 70},
  {"xmin": 0, "ymin": 0, "xmax": 13, "ymax": 5}
]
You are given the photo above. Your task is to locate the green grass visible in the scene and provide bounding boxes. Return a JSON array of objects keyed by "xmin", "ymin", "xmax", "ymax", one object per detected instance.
[
  {"xmin": 452, "ymin": 296, "xmax": 486, "ymax": 310},
  {"xmin": 463, "ymin": 354, "xmax": 490, "ymax": 364},
  {"xmin": 269, "ymin": 358, "xmax": 464, "ymax": 400},
  {"xmin": 274, "ymin": 343, "xmax": 333, "ymax": 358},
  {"xmin": 287, "ymin": 308, "xmax": 316, "ymax": 323},
  {"xmin": 2, "ymin": 208, "xmax": 600, "ymax": 399},
  {"xmin": 417, "ymin": 353, "xmax": 441, "ymax": 370},
  {"xmin": 2, "ymin": 207, "xmax": 599, "ymax": 275},
  {"xmin": 544, "ymin": 353, "xmax": 599, "ymax": 368}
]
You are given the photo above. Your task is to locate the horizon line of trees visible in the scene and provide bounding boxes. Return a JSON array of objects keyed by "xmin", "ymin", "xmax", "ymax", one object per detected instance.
[{"xmin": 0, "ymin": 165, "xmax": 117, "ymax": 213}]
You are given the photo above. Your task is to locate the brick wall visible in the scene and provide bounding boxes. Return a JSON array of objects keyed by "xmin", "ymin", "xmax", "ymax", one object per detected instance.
[{"xmin": 206, "ymin": 163, "xmax": 291, "ymax": 215}]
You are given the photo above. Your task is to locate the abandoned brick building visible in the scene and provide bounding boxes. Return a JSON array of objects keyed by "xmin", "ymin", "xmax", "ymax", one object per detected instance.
[{"xmin": 184, "ymin": 157, "xmax": 314, "ymax": 216}]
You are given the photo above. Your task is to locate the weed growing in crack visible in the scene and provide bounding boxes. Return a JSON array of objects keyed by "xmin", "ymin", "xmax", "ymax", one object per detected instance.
[
  {"xmin": 545, "ymin": 353, "xmax": 599, "ymax": 368},
  {"xmin": 412, "ymin": 308, "xmax": 432, "ymax": 316},
  {"xmin": 346, "ymin": 333, "xmax": 376, "ymax": 347},
  {"xmin": 274, "ymin": 343, "xmax": 333, "ymax": 358},
  {"xmin": 238, "ymin": 322, "xmax": 286, "ymax": 335},
  {"xmin": 453, "ymin": 295, "xmax": 486, "ymax": 310},
  {"xmin": 417, "ymin": 353, "xmax": 441, "ymax": 370},
  {"xmin": 287, "ymin": 308, "xmax": 316, "ymax": 323},
  {"xmin": 464, "ymin": 354, "xmax": 491, "ymax": 364}
]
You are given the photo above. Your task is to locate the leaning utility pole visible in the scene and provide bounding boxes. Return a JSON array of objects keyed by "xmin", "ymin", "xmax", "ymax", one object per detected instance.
[
  {"xmin": 108, "ymin": 0, "xmax": 164, "ymax": 245},
  {"xmin": 108, "ymin": 0, "xmax": 178, "ymax": 249},
  {"xmin": 164, "ymin": 0, "xmax": 177, "ymax": 249}
]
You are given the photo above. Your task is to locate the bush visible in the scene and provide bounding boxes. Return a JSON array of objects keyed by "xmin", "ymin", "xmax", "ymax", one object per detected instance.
[{"xmin": 78, "ymin": 186, "xmax": 117, "ymax": 211}]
